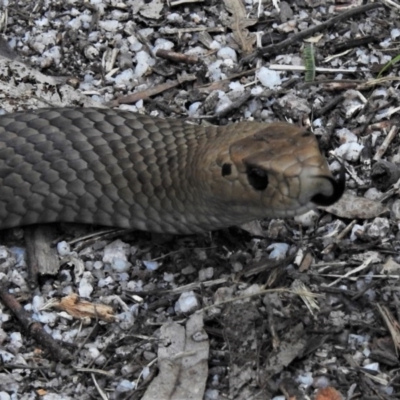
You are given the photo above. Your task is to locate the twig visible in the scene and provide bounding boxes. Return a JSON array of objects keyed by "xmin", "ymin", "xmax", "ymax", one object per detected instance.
[
  {"xmin": 269, "ymin": 64, "xmax": 368, "ymax": 74},
  {"xmin": 373, "ymin": 126, "xmax": 399, "ymax": 161},
  {"xmin": 326, "ymin": 254, "xmax": 375, "ymax": 287},
  {"xmin": 330, "ymin": 35, "xmax": 383, "ymax": 53},
  {"xmin": 314, "ymin": 94, "xmax": 345, "ymax": 118},
  {"xmin": 376, "ymin": 303, "xmax": 400, "ymax": 357},
  {"xmin": 92, "ymin": 373, "xmax": 109, "ymax": 400},
  {"xmin": 170, "ymin": 0, "xmax": 204, "ymax": 5},
  {"xmin": 242, "ymin": 2, "xmax": 383, "ymax": 63},
  {"xmin": 108, "ymin": 74, "xmax": 196, "ymax": 106},
  {"xmin": 212, "ymin": 91, "xmax": 251, "ymax": 118},
  {"xmin": 155, "ymin": 49, "xmax": 199, "ymax": 64},
  {"xmin": 321, "ymin": 220, "xmax": 357, "ymax": 255},
  {"xmin": 0, "ymin": 285, "xmax": 72, "ymax": 362}
]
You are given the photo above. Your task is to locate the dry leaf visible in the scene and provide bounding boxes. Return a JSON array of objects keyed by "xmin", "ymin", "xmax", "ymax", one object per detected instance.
[
  {"xmin": 323, "ymin": 193, "xmax": 388, "ymax": 219},
  {"xmin": 223, "ymin": 0, "xmax": 257, "ymax": 54},
  {"xmin": 54, "ymin": 293, "xmax": 115, "ymax": 322},
  {"xmin": 142, "ymin": 313, "xmax": 209, "ymax": 400},
  {"xmin": 315, "ymin": 387, "xmax": 343, "ymax": 400}
]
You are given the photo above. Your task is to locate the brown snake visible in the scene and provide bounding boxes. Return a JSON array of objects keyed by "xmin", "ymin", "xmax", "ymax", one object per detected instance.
[{"xmin": 0, "ymin": 108, "xmax": 345, "ymax": 234}]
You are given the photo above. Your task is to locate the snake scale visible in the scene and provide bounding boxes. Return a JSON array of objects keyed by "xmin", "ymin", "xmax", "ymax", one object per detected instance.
[{"xmin": 0, "ymin": 108, "xmax": 344, "ymax": 234}]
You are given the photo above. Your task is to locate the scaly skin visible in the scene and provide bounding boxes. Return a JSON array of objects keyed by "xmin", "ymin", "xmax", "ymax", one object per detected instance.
[{"xmin": 0, "ymin": 108, "xmax": 344, "ymax": 234}]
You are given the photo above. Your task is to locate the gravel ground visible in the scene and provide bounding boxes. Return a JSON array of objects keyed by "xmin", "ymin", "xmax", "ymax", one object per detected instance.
[{"xmin": 1, "ymin": 1, "xmax": 400, "ymax": 399}]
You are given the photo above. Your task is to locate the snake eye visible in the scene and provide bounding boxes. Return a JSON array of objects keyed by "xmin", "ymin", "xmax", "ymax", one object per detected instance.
[
  {"xmin": 221, "ymin": 163, "xmax": 232, "ymax": 177},
  {"xmin": 246, "ymin": 165, "xmax": 269, "ymax": 191}
]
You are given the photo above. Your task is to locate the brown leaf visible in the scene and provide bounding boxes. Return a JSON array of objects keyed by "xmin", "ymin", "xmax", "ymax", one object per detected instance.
[
  {"xmin": 223, "ymin": 0, "xmax": 257, "ymax": 54},
  {"xmin": 323, "ymin": 193, "xmax": 388, "ymax": 219},
  {"xmin": 54, "ymin": 293, "xmax": 115, "ymax": 322}
]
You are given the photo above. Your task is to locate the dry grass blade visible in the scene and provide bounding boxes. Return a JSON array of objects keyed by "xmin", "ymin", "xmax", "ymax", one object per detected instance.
[
  {"xmin": 291, "ymin": 280, "xmax": 320, "ymax": 316},
  {"xmin": 376, "ymin": 303, "xmax": 400, "ymax": 356}
]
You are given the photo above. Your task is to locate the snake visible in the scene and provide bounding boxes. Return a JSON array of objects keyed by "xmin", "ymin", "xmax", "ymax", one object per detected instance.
[{"xmin": 0, "ymin": 107, "xmax": 345, "ymax": 235}]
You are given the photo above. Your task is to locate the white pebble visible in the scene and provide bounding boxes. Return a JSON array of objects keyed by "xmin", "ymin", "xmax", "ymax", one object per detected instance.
[
  {"xmin": 209, "ymin": 40, "xmax": 221, "ymax": 50},
  {"xmin": 312, "ymin": 118, "xmax": 323, "ymax": 128},
  {"xmin": 118, "ymin": 272, "xmax": 129, "ymax": 281},
  {"xmin": 336, "ymin": 142, "xmax": 364, "ymax": 161},
  {"xmin": 128, "ymin": 35, "xmax": 143, "ymax": 52},
  {"xmin": 391, "ymin": 28, "xmax": 400, "ymax": 40},
  {"xmin": 350, "ymin": 224, "xmax": 364, "ymax": 241},
  {"xmin": 113, "ymin": 69, "xmax": 135, "ymax": 89},
  {"xmin": 185, "ymin": 46, "xmax": 208, "ymax": 56},
  {"xmin": 215, "ymin": 91, "xmax": 232, "ymax": 114},
  {"xmin": 138, "ymin": 28, "xmax": 154, "ymax": 38},
  {"xmin": 251, "ymin": 86, "xmax": 264, "ymax": 96},
  {"xmin": 294, "ymin": 210, "xmax": 319, "ymax": 227},
  {"xmin": 336, "ymin": 127, "xmax": 358, "ymax": 143},
  {"xmin": 153, "ymin": 38, "xmax": 174, "ymax": 53},
  {"xmin": 363, "ymin": 347, "xmax": 371, "ymax": 357},
  {"xmin": 98, "ymin": 276, "xmax": 114, "ymax": 288},
  {"xmin": 0, "ymin": 349, "xmax": 14, "ymax": 362},
  {"xmin": 88, "ymin": 347, "xmax": 100, "ymax": 360},
  {"xmin": 167, "ymin": 13, "xmax": 183, "ymax": 23},
  {"xmin": 217, "ymin": 47, "xmax": 237, "ymax": 62},
  {"xmin": 99, "ymin": 20, "xmax": 120, "ymax": 32},
  {"xmin": 363, "ymin": 362, "xmax": 379, "ymax": 372},
  {"xmin": 313, "ymin": 375, "xmax": 330, "ymax": 388},
  {"xmin": 111, "ymin": 258, "xmax": 131, "ymax": 272},
  {"xmin": 241, "ymin": 284, "xmax": 262, "ymax": 297},
  {"xmin": 142, "ymin": 260, "xmax": 159, "ymax": 271},
  {"xmin": 256, "ymin": 67, "xmax": 282, "ymax": 88},
  {"xmin": 116, "ymin": 380, "xmax": 136, "ymax": 392},
  {"xmin": 116, "ymin": 311, "xmax": 135, "ymax": 329},
  {"xmin": 297, "ymin": 371, "xmax": 313, "ymax": 387},
  {"xmin": 32, "ymin": 295, "xmax": 45, "ymax": 312},
  {"xmin": 229, "ymin": 81, "xmax": 244, "ymax": 92},
  {"xmin": 367, "ymin": 217, "xmax": 390, "ymax": 239},
  {"xmin": 142, "ymin": 366, "xmax": 150, "ymax": 380},
  {"xmin": 57, "ymin": 241, "xmax": 71, "ymax": 256},
  {"xmin": 163, "ymin": 272, "xmax": 174, "ymax": 282},
  {"xmin": 364, "ymin": 187, "xmax": 382, "ymax": 200},
  {"xmin": 34, "ymin": 311, "xmax": 57, "ymax": 325},
  {"xmin": 205, "ymin": 389, "xmax": 219, "ymax": 400},
  {"xmin": 10, "ymin": 332, "xmax": 22, "ymax": 349},
  {"xmin": 267, "ymin": 243, "xmax": 289, "ymax": 260},
  {"xmin": 93, "ymin": 261, "xmax": 103, "ymax": 270},
  {"xmin": 190, "ymin": 13, "xmax": 202, "ymax": 23},
  {"xmin": 199, "ymin": 267, "xmax": 214, "ymax": 281},
  {"xmin": 127, "ymin": 280, "xmax": 143, "ymax": 291},
  {"xmin": 79, "ymin": 272, "xmax": 94, "ymax": 298},
  {"xmin": 208, "ymin": 60, "xmax": 225, "ymax": 81},
  {"xmin": 9, "ymin": 246, "xmax": 25, "ymax": 267},
  {"xmin": 175, "ymin": 291, "xmax": 199, "ymax": 314},
  {"xmin": 103, "ymin": 240, "xmax": 130, "ymax": 264},
  {"xmin": 134, "ymin": 51, "xmax": 155, "ymax": 78},
  {"xmin": 188, "ymin": 102, "xmax": 202, "ymax": 117}
]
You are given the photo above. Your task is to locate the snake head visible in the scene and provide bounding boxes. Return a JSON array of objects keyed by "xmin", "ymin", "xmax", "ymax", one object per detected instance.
[{"xmin": 214, "ymin": 122, "xmax": 345, "ymax": 219}]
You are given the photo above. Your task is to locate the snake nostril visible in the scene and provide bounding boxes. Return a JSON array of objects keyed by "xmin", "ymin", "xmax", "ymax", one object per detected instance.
[
  {"xmin": 246, "ymin": 165, "xmax": 269, "ymax": 191},
  {"xmin": 311, "ymin": 166, "xmax": 346, "ymax": 206}
]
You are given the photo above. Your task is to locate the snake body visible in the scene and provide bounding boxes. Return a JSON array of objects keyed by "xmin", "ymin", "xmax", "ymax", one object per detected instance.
[{"xmin": 0, "ymin": 108, "xmax": 344, "ymax": 234}]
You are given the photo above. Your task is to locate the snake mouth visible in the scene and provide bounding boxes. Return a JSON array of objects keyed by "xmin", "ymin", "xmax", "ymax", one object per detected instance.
[{"xmin": 310, "ymin": 166, "xmax": 346, "ymax": 207}]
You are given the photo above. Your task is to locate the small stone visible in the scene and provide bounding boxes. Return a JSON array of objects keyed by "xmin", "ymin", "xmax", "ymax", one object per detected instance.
[{"xmin": 175, "ymin": 291, "xmax": 199, "ymax": 314}]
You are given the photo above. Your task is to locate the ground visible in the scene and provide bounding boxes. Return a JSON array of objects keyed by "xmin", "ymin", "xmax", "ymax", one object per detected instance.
[{"xmin": 0, "ymin": 1, "xmax": 400, "ymax": 399}]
